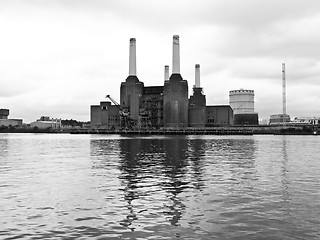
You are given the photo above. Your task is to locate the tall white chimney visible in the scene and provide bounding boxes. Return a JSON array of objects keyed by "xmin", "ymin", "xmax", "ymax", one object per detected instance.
[
  {"xmin": 172, "ymin": 35, "xmax": 180, "ymax": 74},
  {"xmin": 129, "ymin": 38, "xmax": 136, "ymax": 76},
  {"xmin": 195, "ymin": 64, "xmax": 200, "ymax": 88},
  {"xmin": 164, "ymin": 65, "xmax": 169, "ymax": 81}
]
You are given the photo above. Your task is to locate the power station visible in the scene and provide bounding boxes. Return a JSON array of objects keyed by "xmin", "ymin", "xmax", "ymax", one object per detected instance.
[{"xmin": 90, "ymin": 35, "xmax": 258, "ymax": 129}]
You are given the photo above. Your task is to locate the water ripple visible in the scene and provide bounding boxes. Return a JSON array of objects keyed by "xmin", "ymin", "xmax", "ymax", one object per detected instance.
[{"xmin": 1, "ymin": 134, "xmax": 320, "ymax": 239}]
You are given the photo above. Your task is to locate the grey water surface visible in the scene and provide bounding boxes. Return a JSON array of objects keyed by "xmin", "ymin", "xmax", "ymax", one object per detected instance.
[{"xmin": 1, "ymin": 133, "xmax": 320, "ymax": 239}]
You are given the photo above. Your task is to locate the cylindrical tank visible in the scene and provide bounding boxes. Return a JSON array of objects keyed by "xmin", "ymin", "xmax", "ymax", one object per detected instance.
[{"xmin": 229, "ymin": 89, "xmax": 255, "ymax": 114}]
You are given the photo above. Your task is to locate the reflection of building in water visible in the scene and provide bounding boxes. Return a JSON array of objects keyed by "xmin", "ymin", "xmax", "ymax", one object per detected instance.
[
  {"xmin": 280, "ymin": 138, "xmax": 290, "ymax": 211},
  {"xmin": 161, "ymin": 137, "xmax": 189, "ymax": 225},
  {"xmin": 188, "ymin": 139, "xmax": 207, "ymax": 190},
  {"xmin": 118, "ymin": 138, "xmax": 149, "ymax": 230},
  {"xmin": 116, "ymin": 137, "xmax": 207, "ymax": 227},
  {"xmin": 211, "ymin": 138, "xmax": 256, "ymax": 182},
  {"xmin": 0, "ymin": 137, "xmax": 8, "ymax": 159}
]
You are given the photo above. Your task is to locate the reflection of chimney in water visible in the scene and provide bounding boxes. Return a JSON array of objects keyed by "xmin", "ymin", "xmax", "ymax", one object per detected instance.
[
  {"xmin": 172, "ymin": 35, "xmax": 180, "ymax": 74},
  {"xmin": 129, "ymin": 38, "xmax": 136, "ymax": 76},
  {"xmin": 164, "ymin": 65, "xmax": 169, "ymax": 81},
  {"xmin": 195, "ymin": 64, "xmax": 200, "ymax": 88}
]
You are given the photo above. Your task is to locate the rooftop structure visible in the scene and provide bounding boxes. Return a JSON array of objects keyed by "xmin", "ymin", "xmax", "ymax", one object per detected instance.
[{"xmin": 0, "ymin": 109, "xmax": 9, "ymax": 119}]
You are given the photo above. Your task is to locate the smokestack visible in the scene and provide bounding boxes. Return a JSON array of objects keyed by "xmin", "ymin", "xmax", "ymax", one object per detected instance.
[
  {"xmin": 129, "ymin": 38, "xmax": 136, "ymax": 76},
  {"xmin": 164, "ymin": 65, "xmax": 169, "ymax": 81},
  {"xmin": 172, "ymin": 35, "xmax": 180, "ymax": 74},
  {"xmin": 195, "ymin": 64, "xmax": 200, "ymax": 88}
]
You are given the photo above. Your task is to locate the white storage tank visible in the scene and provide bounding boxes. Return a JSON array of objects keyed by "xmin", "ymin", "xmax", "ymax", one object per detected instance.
[{"xmin": 229, "ymin": 89, "xmax": 255, "ymax": 114}]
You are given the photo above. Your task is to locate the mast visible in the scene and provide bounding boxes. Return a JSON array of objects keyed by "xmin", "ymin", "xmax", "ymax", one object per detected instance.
[{"xmin": 282, "ymin": 63, "xmax": 286, "ymax": 126}]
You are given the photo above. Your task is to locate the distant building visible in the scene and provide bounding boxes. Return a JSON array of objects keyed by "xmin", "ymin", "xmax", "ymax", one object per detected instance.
[
  {"xmin": 269, "ymin": 114, "xmax": 291, "ymax": 125},
  {"xmin": 259, "ymin": 119, "xmax": 269, "ymax": 125},
  {"xmin": 291, "ymin": 117, "xmax": 320, "ymax": 125},
  {"xmin": 206, "ymin": 106, "xmax": 233, "ymax": 126},
  {"xmin": 0, "ymin": 119, "xmax": 23, "ymax": 127},
  {"xmin": 0, "ymin": 109, "xmax": 23, "ymax": 127},
  {"xmin": 90, "ymin": 102, "xmax": 120, "ymax": 128},
  {"xmin": 30, "ymin": 117, "xmax": 61, "ymax": 129}
]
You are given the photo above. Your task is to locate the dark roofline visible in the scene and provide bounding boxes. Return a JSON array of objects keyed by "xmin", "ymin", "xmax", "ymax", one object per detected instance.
[{"xmin": 206, "ymin": 105, "xmax": 231, "ymax": 108}]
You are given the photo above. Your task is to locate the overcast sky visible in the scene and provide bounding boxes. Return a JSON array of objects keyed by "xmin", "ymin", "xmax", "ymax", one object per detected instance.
[{"xmin": 1, "ymin": 0, "xmax": 320, "ymax": 123}]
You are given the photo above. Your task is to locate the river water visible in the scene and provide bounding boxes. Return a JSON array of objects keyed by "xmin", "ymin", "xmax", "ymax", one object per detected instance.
[{"xmin": 0, "ymin": 133, "xmax": 320, "ymax": 239}]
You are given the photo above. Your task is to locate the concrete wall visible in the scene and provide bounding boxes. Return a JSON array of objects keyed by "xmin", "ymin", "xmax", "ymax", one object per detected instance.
[
  {"xmin": 0, "ymin": 119, "xmax": 22, "ymax": 127},
  {"xmin": 163, "ymin": 74, "xmax": 189, "ymax": 128},
  {"xmin": 189, "ymin": 106, "xmax": 206, "ymax": 127},
  {"xmin": 269, "ymin": 114, "xmax": 290, "ymax": 125},
  {"xmin": 234, "ymin": 113, "xmax": 259, "ymax": 125},
  {"xmin": 189, "ymin": 87, "xmax": 206, "ymax": 127},
  {"xmin": 100, "ymin": 102, "xmax": 110, "ymax": 125},
  {"xmin": 206, "ymin": 106, "xmax": 233, "ymax": 126},
  {"xmin": 189, "ymin": 88, "xmax": 206, "ymax": 106},
  {"xmin": 30, "ymin": 121, "xmax": 60, "ymax": 129},
  {"xmin": 120, "ymin": 75, "xmax": 144, "ymax": 124},
  {"xmin": 90, "ymin": 102, "xmax": 120, "ymax": 128},
  {"xmin": 90, "ymin": 105, "xmax": 101, "ymax": 126},
  {"xmin": 106, "ymin": 104, "xmax": 120, "ymax": 127}
]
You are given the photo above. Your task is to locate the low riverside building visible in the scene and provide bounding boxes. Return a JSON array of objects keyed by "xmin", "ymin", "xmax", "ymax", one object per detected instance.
[
  {"xmin": 269, "ymin": 114, "xmax": 291, "ymax": 125},
  {"xmin": 0, "ymin": 119, "xmax": 23, "ymax": 127},
  {"xmin": 206, "ymin": 105, "xmax": 234, "ymax": 126},
  {"xmin": 291, "ymin": 117, "xmax": 320, "ymax": 125},
  {"xmin": 0, "ymin": 109, "xmax": 23, "ymax": 127},
  {"xmin": 30, "ymin": 116, "xmax": 61, "ymax": 129},
  {"xmin": 90, "ymin": 102, "xmax": 120, "ymax": 128}
]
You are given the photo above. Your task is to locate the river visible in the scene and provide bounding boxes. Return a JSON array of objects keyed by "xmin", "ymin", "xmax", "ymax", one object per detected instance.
[{"xmin": 1, "ymin": 133, "xmax": 320, "ymax": 239}]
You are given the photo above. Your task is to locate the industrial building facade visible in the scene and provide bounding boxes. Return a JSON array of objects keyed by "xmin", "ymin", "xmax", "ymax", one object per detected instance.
[
  {"xmin": 91, "ymin": 36, "xmax": 237, "ymax": 129},
  {"xmin": 0, "ymin": 109, "xmax": 23, "ymax": 127}
]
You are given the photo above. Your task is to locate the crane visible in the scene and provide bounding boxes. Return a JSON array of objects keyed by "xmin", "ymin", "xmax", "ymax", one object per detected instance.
[
  {"xmin": 106, "ymin": 95, "xmax": 120, "ymax": 106},
  {"xmin": 105, "ymin": 95, "xmax": 135, "ymax": 129}
]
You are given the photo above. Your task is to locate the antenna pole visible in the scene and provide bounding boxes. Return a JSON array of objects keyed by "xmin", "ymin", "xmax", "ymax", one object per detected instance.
[{"xmin": 282, "ymin": 63, "xmax": 286, "ymax": 125}]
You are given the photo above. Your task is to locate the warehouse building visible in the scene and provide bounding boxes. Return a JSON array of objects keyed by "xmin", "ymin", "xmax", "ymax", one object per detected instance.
[
  {"xmin": 206, "ymin": 106, "xmax": 234, "ymax": 126},
  {"xmin": 90, "ymin": 102, "xmax": 120, "ymax": 128}
]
